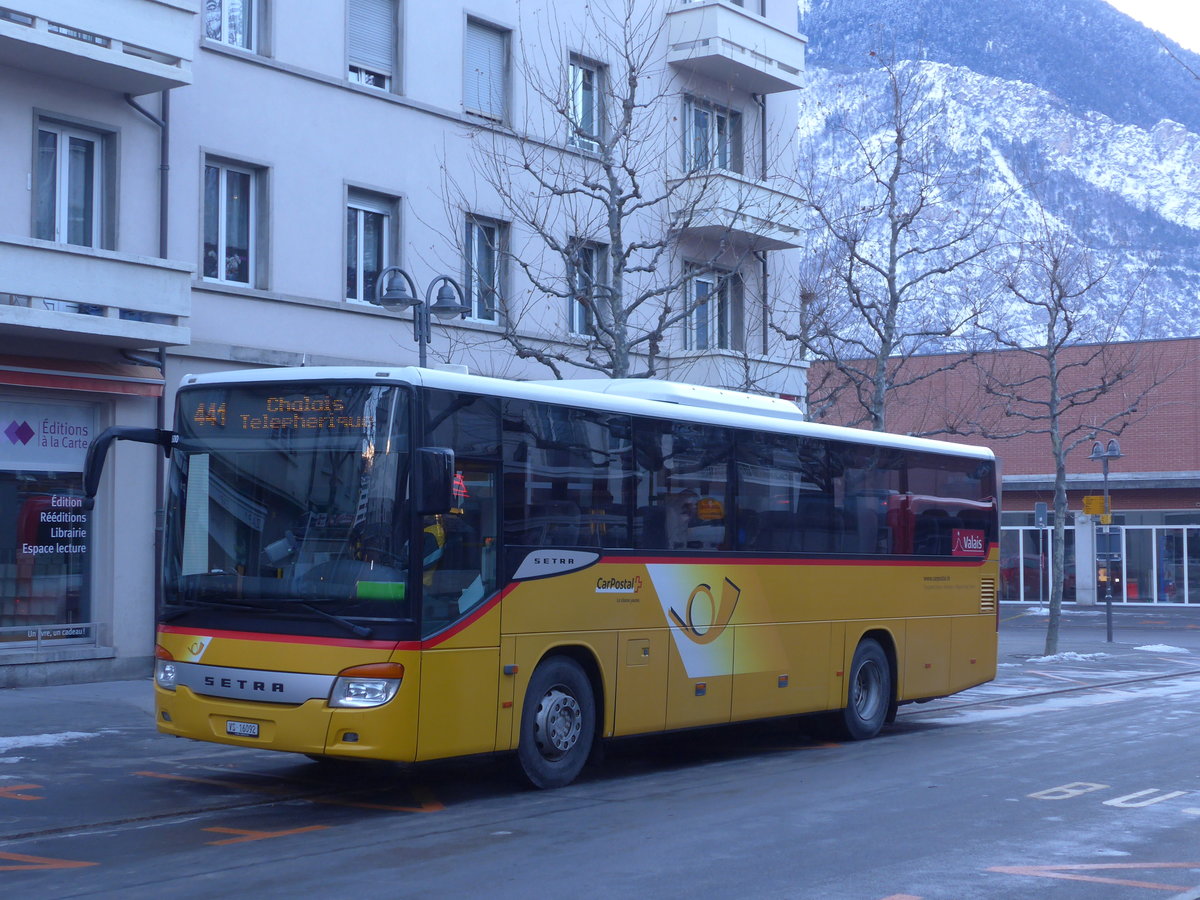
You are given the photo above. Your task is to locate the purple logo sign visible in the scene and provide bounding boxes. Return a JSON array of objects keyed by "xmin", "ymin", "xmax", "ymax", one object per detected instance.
[{"xmin": 4, "ymin": 421, "xmax": 35, "ymax": 445}]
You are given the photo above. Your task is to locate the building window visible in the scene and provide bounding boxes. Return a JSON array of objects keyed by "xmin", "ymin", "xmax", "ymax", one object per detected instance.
[
  {"xmin": 568, "ymin": 57, "xmax": 602, "ymax": 151},
  {"xmin": 464, "ymin": 215, "xmax": 503, "ymax": 321},
  {"xmin": 203, "ymin": 161, "xmax": 258, "ymax": 285},
  {"xmin": 684, "ymin": 97, "xmax": 742, "ymax": 173},
  {"xmin": 346, "ymin": 193, "xmax": 394, "ymax": 304},
  {"xmin": 464, "ymin": 18, "xmax": 509, "ymax": 120},
  {"xmin": 568, "ymin": 240, "xmax": 605, "ymax": 336},
  {"xmin": 348, "ymin": 0, "xmax": 397, "ymax": 89},
  {"xmin": 34, "ymin": 124, "xmax": 102, "ymax": 248},
  {"xmin": 203, "ymin": 0, "xmax": 258, "ymax": 50},
  {"xmin": 685, "ymin": 269, "xmax": 743, "ymax": 351}
]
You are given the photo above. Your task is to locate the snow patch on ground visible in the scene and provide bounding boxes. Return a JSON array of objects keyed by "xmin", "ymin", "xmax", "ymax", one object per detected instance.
[
  {"xmin": 0, "ymin": 731, "xmax": 100, "ymax": 753},
  {"xmin": 1019, "ymin": 606, "xmax": 1104, "ymax": 616},
  {"xmin": 1134, "ymin": 644, "xmax": 1191, "ymax": 654},
  {"xmin": 921, "ymin": 675, "xmax": 1200, "ymax": 726},
  {"xmin": 1026, "ymin": 652, "xmax": 1113, "ymax": 663}
]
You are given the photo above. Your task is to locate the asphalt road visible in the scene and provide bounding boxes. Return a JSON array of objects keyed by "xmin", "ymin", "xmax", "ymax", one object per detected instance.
[{"xmin": 2, "ymin": 604, "xmax": 1199, "ymax": 899}]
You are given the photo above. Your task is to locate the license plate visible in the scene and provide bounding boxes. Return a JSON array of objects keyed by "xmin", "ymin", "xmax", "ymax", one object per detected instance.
[{"xmin": 226, "ymin": 720, "xmax": 259, "ymax": 738}]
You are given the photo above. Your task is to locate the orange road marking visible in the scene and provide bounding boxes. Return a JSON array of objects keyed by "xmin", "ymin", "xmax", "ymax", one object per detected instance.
[
  {"xmin": 0, "ymin": 851, "xmax": 97, "ymax": 870},
  {"xmin": 134, "ymin": 770, "xmax": 443, "ymax": 813},
  {"xmin": 0, "ymin": 784, "xmax": 44, "ymax": 801},
  {"xmin": 203, "ymin": 825, "xmax": 328, "ymax": 845},
  {"xmin": 988, "ymin": 862, "xmax": 1200, "ymax": 891},
  {"xmin": 1026, "ymin": 670, "xmax": 1090, "ymax": 685}
]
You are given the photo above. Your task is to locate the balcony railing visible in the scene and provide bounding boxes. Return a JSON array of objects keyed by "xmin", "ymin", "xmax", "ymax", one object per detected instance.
[
  {"xmin": 0, "ymin": 0, "xmax": 195, "ymax": 94},
  {"xmin": 666, "ymin": 0, "xmax": 805, "ymax": 94},
  {"xmin": 670, "ymin": 170, "xmax": 805, "ymax": 250},
  {"xmin": 0, "ymin": 237, "xmax": 191, "ymax": 349}
]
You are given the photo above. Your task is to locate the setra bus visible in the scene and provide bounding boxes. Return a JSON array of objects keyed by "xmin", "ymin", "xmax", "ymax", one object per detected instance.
[{"xmin": 84, "ymin": 366, "xmax": 999, "ymax": 788}]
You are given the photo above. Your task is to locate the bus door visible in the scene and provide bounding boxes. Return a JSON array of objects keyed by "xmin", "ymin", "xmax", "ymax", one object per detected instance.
[{"xmin": 416, "ymin": 392, "xmax": 502, "ymax": 760}]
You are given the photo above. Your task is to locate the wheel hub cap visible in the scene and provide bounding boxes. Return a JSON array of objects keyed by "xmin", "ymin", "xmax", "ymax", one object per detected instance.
[{"xmin": 534, "ymin": 688, "xmax": 582, "ymax": 758}]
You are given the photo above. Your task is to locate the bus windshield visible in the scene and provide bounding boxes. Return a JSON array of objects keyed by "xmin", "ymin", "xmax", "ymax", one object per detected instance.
[{"xmin": 162, "ymin": 382, "xmax": 413, "ymax": 640}]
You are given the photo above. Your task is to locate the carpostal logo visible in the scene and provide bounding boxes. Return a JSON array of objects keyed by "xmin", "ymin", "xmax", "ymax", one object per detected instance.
[
  {"xmin": 952, "ymin": 528, "xmax": 986, "ymax": 557},
  {"xmin": 595, "ymin": 575, "xmax": 642, "ymax": 595},
  {"xmin": 669, "ymin": 578, "xmax": 742, "ymax": 646}
]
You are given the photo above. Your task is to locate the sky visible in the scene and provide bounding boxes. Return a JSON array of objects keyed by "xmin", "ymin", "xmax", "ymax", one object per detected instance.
[{"xmin": 1103, "ymin": 0, "xmax": 1200, "ymax": 53}]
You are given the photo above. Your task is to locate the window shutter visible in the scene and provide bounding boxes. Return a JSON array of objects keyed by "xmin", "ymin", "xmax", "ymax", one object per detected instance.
[
  {"xmin": 349, "ymin": 0, "xmax": 396, "ymax": 75},
  {"xmin": 465, "ymin": 20, "xmax": 506, "ymax": 118}
]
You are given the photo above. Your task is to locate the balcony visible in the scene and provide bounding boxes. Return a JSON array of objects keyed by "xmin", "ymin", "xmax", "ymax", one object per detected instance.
[
  {"xmin": 0, "ymin": 237, "xmax": 191, "ymax": 349},
  {"xmin": 670, "ymin": 171, "xmax": 805, "ymax": 250},
  {"xmin": 666, "ymin": 1, "xmax": 805, "ymax": 94},
  {"xmin": 0, "ymin": 1, "xmax": 195, "ymax": 94}
]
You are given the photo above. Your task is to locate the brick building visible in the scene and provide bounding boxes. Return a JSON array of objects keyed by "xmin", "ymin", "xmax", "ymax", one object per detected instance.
[{"xmin": 810, "ymin": 337, "xmax": 1200, "ymax": 605}]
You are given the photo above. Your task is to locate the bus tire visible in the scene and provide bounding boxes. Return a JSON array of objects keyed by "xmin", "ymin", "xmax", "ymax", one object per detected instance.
[
  {"xmin": 517, "ymin": 656, "xmax": 595, "ymax": 789},
  {"xmin": 838, "ymin": 638, "xmax": 891, "ymax": 741}
]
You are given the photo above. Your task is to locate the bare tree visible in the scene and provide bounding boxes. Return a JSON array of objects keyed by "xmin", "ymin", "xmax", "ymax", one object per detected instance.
[
  {"xmin": 1157, "ymin": 35, "xmax": 1200, "ymax": 81},
  {"xmin": 443, "ymin": 0, "xmax": 797, "ymax": 380},
  {"xmin": 955, "ymin": 213, "xmax": 1167, "ymax": 655},
  {"xmin": 776, "ymin": 52, "xmax": 1004, "ymax": 430}
]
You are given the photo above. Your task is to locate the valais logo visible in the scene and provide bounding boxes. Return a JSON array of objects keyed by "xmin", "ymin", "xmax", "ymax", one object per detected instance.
[{"xmin": 951, "ymin": 529, "xmax": 986, "ymax": 557}]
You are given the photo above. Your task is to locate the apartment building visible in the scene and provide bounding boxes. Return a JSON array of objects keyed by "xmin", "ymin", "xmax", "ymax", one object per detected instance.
[{"xmin": 0, "ymin": 0, "xmax": 807, "ymax": 683}]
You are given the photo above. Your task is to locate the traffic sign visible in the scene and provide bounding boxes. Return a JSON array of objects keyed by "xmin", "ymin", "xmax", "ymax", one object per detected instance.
[{"xmin": 1082, "ymin": 495, "xmax": 1105, "ymax": 515}]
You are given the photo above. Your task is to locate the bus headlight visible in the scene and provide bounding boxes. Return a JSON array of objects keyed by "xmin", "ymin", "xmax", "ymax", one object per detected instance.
[
  {"xmin": 329, "ymin": 663, "xmax": 404, "ymax": 708},
  {"xmin": 155, "ymin": 659, "xmax": 178, "ymax": 690}
]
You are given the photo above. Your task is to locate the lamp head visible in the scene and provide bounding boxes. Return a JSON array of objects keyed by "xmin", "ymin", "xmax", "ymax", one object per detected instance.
[
  {"xmin": 428, "ymin": 280, "xmax": 469, "ymax": 318},
  {"xmin": 376, "ymin": 268, "xmax": 418, "ymax": 311}
]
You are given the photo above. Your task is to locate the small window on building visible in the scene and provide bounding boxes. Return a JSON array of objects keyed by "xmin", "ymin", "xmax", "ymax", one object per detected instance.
[
  {"xmin": 348, "ymin": 0, "xmax": 398, "ymax": 90},
  {"xmin": 203, "ymin": 160, "xmax": 261, "ymax": 286},
  {"xmin": 568, "ymin": 240, "xmax": 606, "ymax": 337},
  {"xmin": 464, "ymin": 18, "xmax": 509, "ymax": 120},
  {"xmin": 684, "ymin": 97, "xmax": 743, "ymax": 174},
  {"xmin": 346, "ymin": 192, "xmax": 395, "ymax": 304},
  {"xmin": 568, "ymin": 56, "xmax": 602, "ymax": 151},
  {"xmin": 465, "ymin": 215, "xmax": 503, "ymax": 321},
  {"xmin": 34, "ymin": 124, "xmax": 105, "ymax": 248},
  {"xmin": 204, "ymin": 0, "xmax": 259, "ymax": 51},
  {"xmin": 685, "ymin": 268, "xmax": 743, "ymax": 352}
]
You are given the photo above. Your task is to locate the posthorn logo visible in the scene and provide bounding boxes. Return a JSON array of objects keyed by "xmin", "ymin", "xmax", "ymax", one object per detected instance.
[{"xmin": 4, "ymin": 421, "xmax": 35, "ymax": 445}]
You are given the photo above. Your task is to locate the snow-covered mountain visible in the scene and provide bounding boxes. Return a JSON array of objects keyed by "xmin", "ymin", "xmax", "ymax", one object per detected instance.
[{"xmin": 796, "ymin": 0, "xmax": 1200, "ymax": 337}]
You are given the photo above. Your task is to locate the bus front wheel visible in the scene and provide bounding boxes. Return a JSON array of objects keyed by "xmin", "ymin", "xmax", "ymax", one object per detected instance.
[
  {"xmin": 517, "ymin": 657, "xmax": 595, "ymax": 789},
  {"xmin": 838, "ymin": 638, "xmax": 891, "ymax": 741}
]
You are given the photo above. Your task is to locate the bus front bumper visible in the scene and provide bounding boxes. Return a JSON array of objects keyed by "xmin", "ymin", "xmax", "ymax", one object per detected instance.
[{"xmin": 154, "ymin": 684, "xmax": 417, "ymax": 761}]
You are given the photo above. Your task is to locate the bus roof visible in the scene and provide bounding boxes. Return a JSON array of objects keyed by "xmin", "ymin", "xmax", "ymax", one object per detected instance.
[{"xmin": 179, "ymin": 365, "xmax": 994, "ymax": 460}]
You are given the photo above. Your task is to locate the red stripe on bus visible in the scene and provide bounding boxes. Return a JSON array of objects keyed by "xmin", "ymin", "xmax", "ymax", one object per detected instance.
[
  {"xmin": 420, "ymin": 584, "xmax": 517, "ymax": 648},
  {"xmin": 594, "ymin": 549, "xmax": 998, "ymax": 568}
]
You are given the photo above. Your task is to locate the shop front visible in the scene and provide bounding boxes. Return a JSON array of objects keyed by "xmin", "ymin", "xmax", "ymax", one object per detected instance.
[
  {"xmin": 0, "ymin": 398, "xmax": 96, "ymax": 648},
  {"xmin": 0, "ymin": 356, "xmax": 164, "ymax": 685},
  {"xmin": 1001, "ymin": 512, "xmax": 1200, "ymax": 605}
]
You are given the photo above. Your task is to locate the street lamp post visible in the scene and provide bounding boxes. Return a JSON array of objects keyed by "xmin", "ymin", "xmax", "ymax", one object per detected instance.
[
  {"xmin": 1088, "ymin": 438, "xmax": 1124, "ymax": 642},
  {"xmin": 374, "ymin": 266, "xmax": 469, "ymax": 368}
]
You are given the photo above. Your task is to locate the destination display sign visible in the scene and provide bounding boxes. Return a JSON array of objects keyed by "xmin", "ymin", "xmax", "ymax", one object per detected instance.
[{"xmin": 187, "ymin": 390, "xmax": 377, "ymax": 434}]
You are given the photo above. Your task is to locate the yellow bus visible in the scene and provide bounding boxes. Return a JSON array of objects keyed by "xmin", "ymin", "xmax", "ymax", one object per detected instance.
[{"xmin": 85, "ymin": 367, "xmax": 999, "ymax": 788}]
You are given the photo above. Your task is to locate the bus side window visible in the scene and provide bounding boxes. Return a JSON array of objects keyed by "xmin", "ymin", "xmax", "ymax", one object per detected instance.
[{"xmin": 503, "ymin": 400, "xmax": 633, "ymax": 549}]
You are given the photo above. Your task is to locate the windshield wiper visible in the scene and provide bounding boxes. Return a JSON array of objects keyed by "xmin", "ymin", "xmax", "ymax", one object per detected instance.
[{"xmin": 292, "ymin": 601, "xmax": 373, "ymax": 639}]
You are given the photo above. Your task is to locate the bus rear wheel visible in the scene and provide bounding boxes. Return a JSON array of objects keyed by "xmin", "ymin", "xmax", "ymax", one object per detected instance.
[
  {"xmin": 838, "ymin": 638, "xmax": 891, "ymax": 741},
  {"xmin": 517, "ymin": 657, "xmax": 595, "ymax": 789}
]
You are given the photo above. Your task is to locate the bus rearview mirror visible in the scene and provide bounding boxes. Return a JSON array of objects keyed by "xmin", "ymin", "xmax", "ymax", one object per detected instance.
[{"xmin": 415, "ymin": 447, "xmax": 455, "ymax": 515}]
